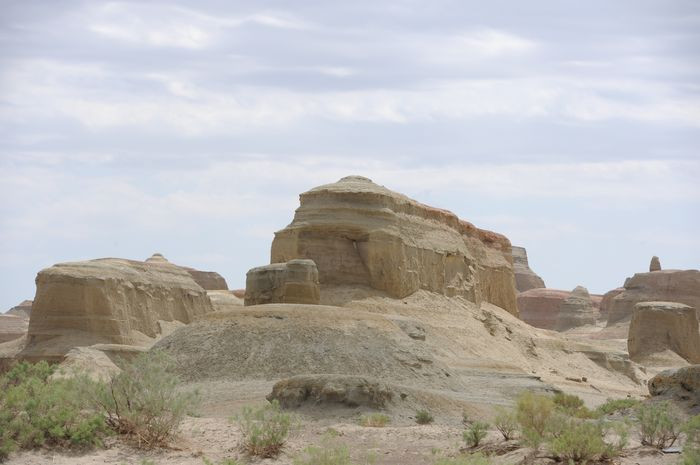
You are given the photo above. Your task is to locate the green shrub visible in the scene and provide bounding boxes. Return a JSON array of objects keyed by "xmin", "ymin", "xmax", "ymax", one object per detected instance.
[
  {"xmin": 359, "ymin": 413, "xmax": 390, "ymax": 427},
  {"xmin": 681, "ymin": 446, "xmax": 700, "ymax": 465},
  {"xmin": 415, "ymin": 410, "xmax": 434, "ymax": 425},
  {"xmin": 553, "ymin": 392, "xmax": 584, "ymax": 412},
  {"xmin": 682, "ymin": 415, "xmax": 700, "ymax": 465},
  {"xmin": 595, "ymin": 398, "xmax": 641, "ymax": 416},
  {"xmin": 515, "ymin": 392, "xmax": 554, "ymax": 447},
  {"xmin": 0, "ymin": 361, "xmax": 107, "ymax": 461},
  {"xmin": 493, "ymin": 407, "xmax": 517, "ymax": 440},
  {"xmin": 636, "ymin": 401, "xmax": 681, "ymax": 449},
  {"xmin": 549, "ymin": 419, "xmax": 621, "ymax": 464},
  {"xmin": 463, "ymin": 421, "xmax": 489, "ymax": 448},
  {"xmin": 294, "ymin": 442, "xmax": 352, "ymax": 465},
  {"xmin": 202, "ymin": 458, "xmax": 241, "ymax": 465},
  {"xmin": 90, "ymin": 350, "xmax": 198, "ymax": 448},
  {"xmin": 234, "ymin": 399, "xmax": 293, "ymax": 457},
  {"xmin": 433, "ymin": 453, "xmax": 492, "ymax": 465}
]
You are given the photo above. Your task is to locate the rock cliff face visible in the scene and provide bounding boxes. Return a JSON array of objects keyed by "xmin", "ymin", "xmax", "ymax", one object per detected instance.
[
  {"xmin": 0, "ymin": 315, "xmax": 28, "ymax": 343},
  {"xmin": 517, "ymin": 288, "xmax": 570, "ymax": 330},
  {"xmin": 607, "ymin": 270, "xmax": 700, "ymax": 325},
  {"xmin": 628, "ymin": 301, "xmax": 700, "ymax": 364},
  {"xmin": 270, "ymin": 176, "xmax": 518, "ymax": 315},
  {"xmin": 145, "ymin": 253, "xmax": 228, "ymax": 290},
  {"xmin": 512, "ymin": 246, "xmax": 545, "ymax": 292},
  {"xmin": 26, "ymin": 257, "xmax": 213, "ymax": 356},
  {"xmin": 599, "ymin": 288, "xmax": 624, "ymax": 321},
  {"xmin": 555, "ymin": 286, "xmax": 598, "ymax": 331},
  {"xmin": 245, "ymin": 259, "xmax": 320, "ymax": 306}
]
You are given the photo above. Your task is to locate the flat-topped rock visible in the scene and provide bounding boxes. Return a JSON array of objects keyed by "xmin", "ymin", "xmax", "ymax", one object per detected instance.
[
  {"xmin": 0, "ymin": 314, "xmax": 28, "ymax": 343},
  {"xmin": 145, "ymin": 253, "xmax": 228, "ymax": 290},
  {"xmin": 599, "ymin": 288, "xmax": 624, "ymax": 321},
  {"xmin": 512, "ymin": 246, "xmax": 546, "ymax": 292},
  {"xmin": 517, "ymin": 288, "xmax": 570, "ymax": 330},
  {"xmin": 555, "ymin": 286, "xmax": 598, "ymax": 331},
  {"xmin": 245, "ymin": 259, "xmax": 320, "ymax": 306},
  {"xmin": 270, "ymin": 176, "xmax": 518, "ymax": 315},
  {"xmin": 607, "ymin": 269, "xmax": 700, "ymax": 325},
  {"xmin": 628, "ymin": 301, "xmax": 700, "ymax": 364},
  {"xmin": 6, "ymin": 299, "xmax": 32, "ymax": 318}
]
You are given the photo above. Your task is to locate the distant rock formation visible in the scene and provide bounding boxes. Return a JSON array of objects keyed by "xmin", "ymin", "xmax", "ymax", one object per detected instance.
[
  {"xmin": 145, "ymin": 253, "xmax": 228, "ymax": 290},
  {"xmin": 607, "ymin": 270, "xmax": 700, "ymax": 325},
  {"xmin": 6, "ymin": 300, "xmax": 32, "ymax": 319},
  {"xmin": 517, "ymin": 288, "xmax": 570, "ymax": 330},
  {"xmin": 271, "ymin": 176, "xmax": 518, "ymax": 315},
  {"xmin": 245, "ymin": 259, "xmax": 320, "ymax": 306},
  {"xmin": 649, "ymin": 256, "xmax": 661, "ymax": 272},
  {"xmin": 555, "ymin": 286, "xmax": 598, "ymax": 331},
  {"xmin": 512, "ymin": 246, "xmax": 546, "ymax": 292},
  {"xmin": 24, "ymin": 257, "xmax": 213, "ymax": 358},
  {"xmin": 0, "ymin": 314, "xmax": 28, "ymax": 343},
  {"xmin": 628, "ymin": 301, "xmax": 700, "ymax": 364},
  {"xmin": 599, "ymin": 288, "xmax": 624, "ymax": 321},
  {"xmin": 207, "ymin": 290, "xmax": 244, "ymax": 312}
]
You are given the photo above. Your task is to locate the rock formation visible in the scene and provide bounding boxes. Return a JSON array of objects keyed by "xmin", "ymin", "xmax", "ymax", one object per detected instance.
[
  {"xmin": 517, "ymin": 288, "xmax": 570, "ymax": 330},
  {"xmin": 607, "ymin": 269, "xmax": 700, "ymax": 325},
  {"xmin": 628, "ymin": 301, "xmax": 700, "ymax": 364},
  {"xmin": 555, "ymin": 286, "xmax": 598, "ymax": 331},
  {"xmin": 145, "ymin": 253, "xmax": 228, "ymax": 290},
  {"xmin": 245, "ymin": 259, "xmax": 320, "ymax": 306},
  {"xmin": 270, "ymin": 176, "xmax": 518, "ymax": 315},
  {"xmin": 25, "ymin": 257, "xmax": 213, "ymax": 358},
  {"xmin": 207, "ymin": 290, "xmax": 244, "ymax": 312},
  {"xmin": 599, "ymin": 288, "xmax": 624, "ymax": 321},
  {"xmin": 268, "ymin": 374, "xmax": 394, "ymax": 409},
  {"xmin": 649, "ymin": 255, "xmax": 661, "ymax": 272},
  {"xmin": 6, "ymin": 299, "xmax": 32, "ymax": 318},
  {"xmin": 649, "ymin": 365, "xmax": 700, "ymax": 401},
  {"xmin": 512, "ymin": 246, "xmax": 545, "ymax": 292},
  {"xmin": 0, "ymin": 314, "xmax": 28, "ymax": 343}
]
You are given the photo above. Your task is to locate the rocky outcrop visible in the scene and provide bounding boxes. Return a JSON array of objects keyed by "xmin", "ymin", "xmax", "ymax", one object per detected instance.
[
  {"xmin": 649, "ymin": 365, "xmax": 700, "ymax": 401},
  {"xmin": 600, "ymin": 288, "xmax": 624, "ymax": 321},
  {"xmin": 555, "ymin": 286, "xmax": 598, "ymax": 331},
  {"xmin": 607, "ymin": 270, "xmax": 700, "ymax": 325},
  {"xmin": 267, "ymin": 374, "xmax": 394, "ymax": 409},
  {"xmin": 517, "ymin": 288, "xmax": 570, "ymax": 330},
  {"xmin": 650, "ymin": 256, "xmax": 661, "ymax": 272},
  {"xmin": 6, "ymin": 300, "xmax": 32, "ymax": 318},
  {"xmin": 628, "ymin": 301, "xmax": 700, "ymax": 364},
  {"xmin": 145, "ymin": 253, "xmax": 228, "ymax": 290},
  {"xmin": 512, "ymin": 246, "xmax": 545, "ymax": 292},
  {"xmin": 0, "ymin": 315, "xmax": 28, "ymax": 343},
  {"xmin": 245, "ymin": 259, "xmax": 320, "ymax": 306},
  {"xmin": 25, "ymin": 257, "xmax": 213, "ymax": 358},
  {"xmin": 270, "ymin": 176, "xmax": 518, "ymax": 315},
  {"xmin": 207, "ymin": 290, "xmax": 243, "ymax": 312}
]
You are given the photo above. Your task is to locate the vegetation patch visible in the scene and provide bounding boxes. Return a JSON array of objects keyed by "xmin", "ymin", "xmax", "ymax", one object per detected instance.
[{"xmin": 234, "ymin": 399, "xmax": 294, "ymax": 457}]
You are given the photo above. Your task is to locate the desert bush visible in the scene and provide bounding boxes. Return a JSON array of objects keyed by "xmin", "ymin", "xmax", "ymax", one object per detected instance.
[
  {"xmin": 359, "ymin": 413, "xmax": 390, "ymax": 427},
  {"xmin": 463, "ymin": 421, "xmax": 489, "ymax": 448},
  {"xmin": 636, "ymin": 401, "xmax": 681, "ymax": 449},
  {"xmin": 433, "ymin": 453, "xmax": 492, "ymax": 465},
  {"xmin": 515, "ymin": 392, "xmax": 554, "ymax": 447},
  {"xmin": 234, "ymin": 399, "xmax": 293, "ymax": 457},
  {"xmin": 595, "ymin": 397, "xmax": 641, "ymax": 416},
  {"xmin": 681, "ymin": 415, "xmax": 700, "ymax": 465},
  {"xmin": 552, "ymin": 392, "xmax": 594, "ymax": 419},
  {"xmin": 548, "ymin": 419, "xmax": 624, "ymax": 464},
  {"xmin": 0, "ymin": 361, "xmax": 107, "ymax": 461},
  {"xmin": 493, "ymin": 407, "xmax": 517, "ymax": 440},
  {"xmin": 415, "ymin": 410, "xmax": 434, "ymax": 425},
  {"xmin": 293, "ymin": 442, "xmax": 352, "ymax": 465},
  {"xmin": 202, "ymin": 458, "xmax": 241, "ymax": 465}
]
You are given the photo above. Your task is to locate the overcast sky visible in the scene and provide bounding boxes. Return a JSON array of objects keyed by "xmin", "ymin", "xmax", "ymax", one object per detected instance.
[{"xmin": 1, "ymin": 0, "xmax": 699, "ymax": 311}]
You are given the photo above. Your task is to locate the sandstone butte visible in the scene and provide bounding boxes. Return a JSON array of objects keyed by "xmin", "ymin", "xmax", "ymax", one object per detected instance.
[
  {"xmin": 23, "ymin": 257, "xmax": 213, "ymax": 360},
  {"xmin": 270, "ymin": 175, "xmax": 518, "ymax": 316},
  {"xmin": 555, "ymin": 285, "xmax": 598, "ymax": 331},
  {"xmin": 516, "ymin": 288, "xmax": 570, "ymax": 330},
  {"xmin": 511, "ymin": 246, "xmax": 546, "ymax": 292}
]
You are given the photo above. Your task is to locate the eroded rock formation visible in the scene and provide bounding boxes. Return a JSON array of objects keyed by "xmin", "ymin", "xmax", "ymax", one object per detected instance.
[
  {"xmin": 517, "ymin": 288, "xmax": 570, "ymax": 330},
  {"xmin": 607, "ymin": 269, "xmax": 700, "ymax": 325},
  {"xmin": 649, "ymin": 365, "xmax": 700, "ymax": 401},
  {"xmin": 555, "ymin": 286, "xmax": 598, "ymax": 331},
  {"xmin": 512, "ymin": 246, "xmax": 545, "ymax": 292},
  {"xmin": 270, "ymin": 176, "xmax": 518, "ymax": 315},
  {"xmin": 599, "ymin": 288, "xmax": 624, "ymax": 321},
  {"xmin": 268, "ymin": 374, "xmax": 394, "ymax": 409},
  {"xmin": 245, "ymin": 259, "xmax": 320, "ymax": 306},
  {"xmin": 0, "ymin": 315, "xmax": 28, "ymax": 344},
  {"xmin": 628, "ymin": 301, "xmax": 700, "ymax": 364},
  {"xmin": 145, "ymin": 253, "xmax": 228, "ymax": 290},
  {"xmin": 6, "ymin": 300, "xmax": 32, "ymax": 318},
  {"xmin": 649, "ymin": 256, "xmax": 661, "ymax": 272}
]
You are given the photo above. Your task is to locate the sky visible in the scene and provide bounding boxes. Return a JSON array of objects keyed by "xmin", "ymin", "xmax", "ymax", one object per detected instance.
[{"xmin": 1, "ymin": 0, "xmax": 699, "ymax": 311}]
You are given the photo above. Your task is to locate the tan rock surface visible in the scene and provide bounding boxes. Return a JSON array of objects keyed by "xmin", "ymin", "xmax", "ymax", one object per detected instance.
[
  {"xmin": 6, "ymin": 299, "xmax": 32, "ymax": 318},
  {"xmin": 512, "ymin": 246, "xmax": 546, "ymax": 292},
  {"xmin": 145, "ymin": 253, "xmax": 228, "ymax": 290},
  {"xmin": 628, "ymin": 301, "xmax": 700, "ymax": 364},
  {"xmin": 600, "ymin": 287, "xmax": 624, "ymax": 320},
  {"xmin": 0, "ymin": 314, "xmax": 28, "ymax": 344},
  {"xmin": 555, "ymin": 286, "xmax": 598, "ymax": 331},
  {"xmin": 649, "ymin": 255, "xmax": 661, "ymax": 272},
  {"xmin": 207, "ymin": 290, "xmax": 243, "ymax": 312},
  {"xmin": 607, "ymin": 269, "xmax": 700, "ymax": 325},
  {"xmin": 517, "ymin": 288, "xmax": 570, "ymax": 330},
  {"xmin": 270, "ymin": 176, "xmax": 518, "ymax": 315},
  {"xmin": 244, "ymin": 259, "xmax": 320, "ymax": 306}
]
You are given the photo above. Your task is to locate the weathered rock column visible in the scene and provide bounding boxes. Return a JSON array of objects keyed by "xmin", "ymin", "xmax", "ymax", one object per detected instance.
[{"xmin": 628, "ymin": 301, "xmax": 700, "ymax": 363}]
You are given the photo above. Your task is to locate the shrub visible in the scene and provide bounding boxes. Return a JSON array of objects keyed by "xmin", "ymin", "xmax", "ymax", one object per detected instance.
[
  {"xmin": 416, "ymin": 410, "xmax": 434, "ymax": 425},
  {"xmin": 293, "ymin": 442, "xmax": 352, "ymax": 465},
  {"xmin": 234, "ymin": 399, "xmax": 293, "ymax": 457},
  {"xmin": 682, "ymin": 415, "xmax": 700, "ymax": 465},
  {"xmin": 515, "ymin": 392, "xmax": 554, "ymax": 447},
  {"xmin": 595, "ymin": 398, "xmax": 641, "ymax": 416},
  {"xmin": 433, "ymin": 453, "xmax": 492, "ymax": 465},
  {"xmin": 90, "ymin": 350, "xmax": 199, "ymax": 448},
  {"xmin": 636, "ymin": 401, "xmax": 681, "ymax": 449},
  {"xmin": 493, "ymin": 407, "xmax": 517, "ymax": 440},
  {"xmin": 0, "ymin": 361, "xmax": 107, "ymax": 461},
  {"xmin": 202, "ymin": 458, "xmax": 241, "ymax": 465},
  {"xmin": 463, "ymin": 421, "xmax": 489, "ymax": 448},
  {"xmin": 549, "ymin": 419, "xmax": 616, "ymax": 464},
  {"xmin": 359, "ymin": 413, "xmax": 390, "ymax": 427},
  {"xmin": 553, "ymin": 392, "xmax": 594, "ymax": 419}
]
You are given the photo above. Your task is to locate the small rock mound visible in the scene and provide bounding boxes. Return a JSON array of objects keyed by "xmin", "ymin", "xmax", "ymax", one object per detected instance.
[
  {"xmin": 555, "ymin": 286, "xmax": 598, "ymax": 331},
  {"xmin": 628, "ymin": 301, "xmax": 700, "ymax": 364},
  {"xmin": 649, "ymin": 365, "xmax": 700, "ymax": 402},
  {"xmin": 245, "ymin": 259, "xmax": 320, "ymax": 306},
  {"xmin": 267, "ymin": 374, "xmax": 394, "ymax": 408}
]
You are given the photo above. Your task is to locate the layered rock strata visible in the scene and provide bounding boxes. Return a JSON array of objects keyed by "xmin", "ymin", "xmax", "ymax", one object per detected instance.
[
  {"xmin": 0, "ymin": 315, "xmax": 28, "ymax": 343},
  {"xmin": 649, "ymin": 365, "xmax": 700, "ymax": 401},
  {"xmin": 145, "ymin": 253, "xmax": 228, "ymax": 290},
  {"xmin": 6, "ymin": 300, "xmax": 32, "ymax": 318},
  {"xmin": 599, "ymin": 288, "xmax": 624, "ymax": 321},
  {"xmin": 245, "ymin": 259, "xmax": 320, "ymax": 306},
  {"xmin": 607, "ymin": 270, "xmax": 700, "ymax": 325},
  {"xmin": 512, "ymin": 246, "xmax": 545, "ymax": 292},
  {"xmin": 628, "ymin": 301, "xmax": 700, "ymax": 364},
  {"xmin": 517, "ymin": 288, "xmax": 570, "ymax": 330},
  {"xmin": 555, "ymin": 286, "xmax": 598, "ymax": 331},
  {"xmin": 270, "ymin": 176, "xmax": 518, "ymax": 315}
]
